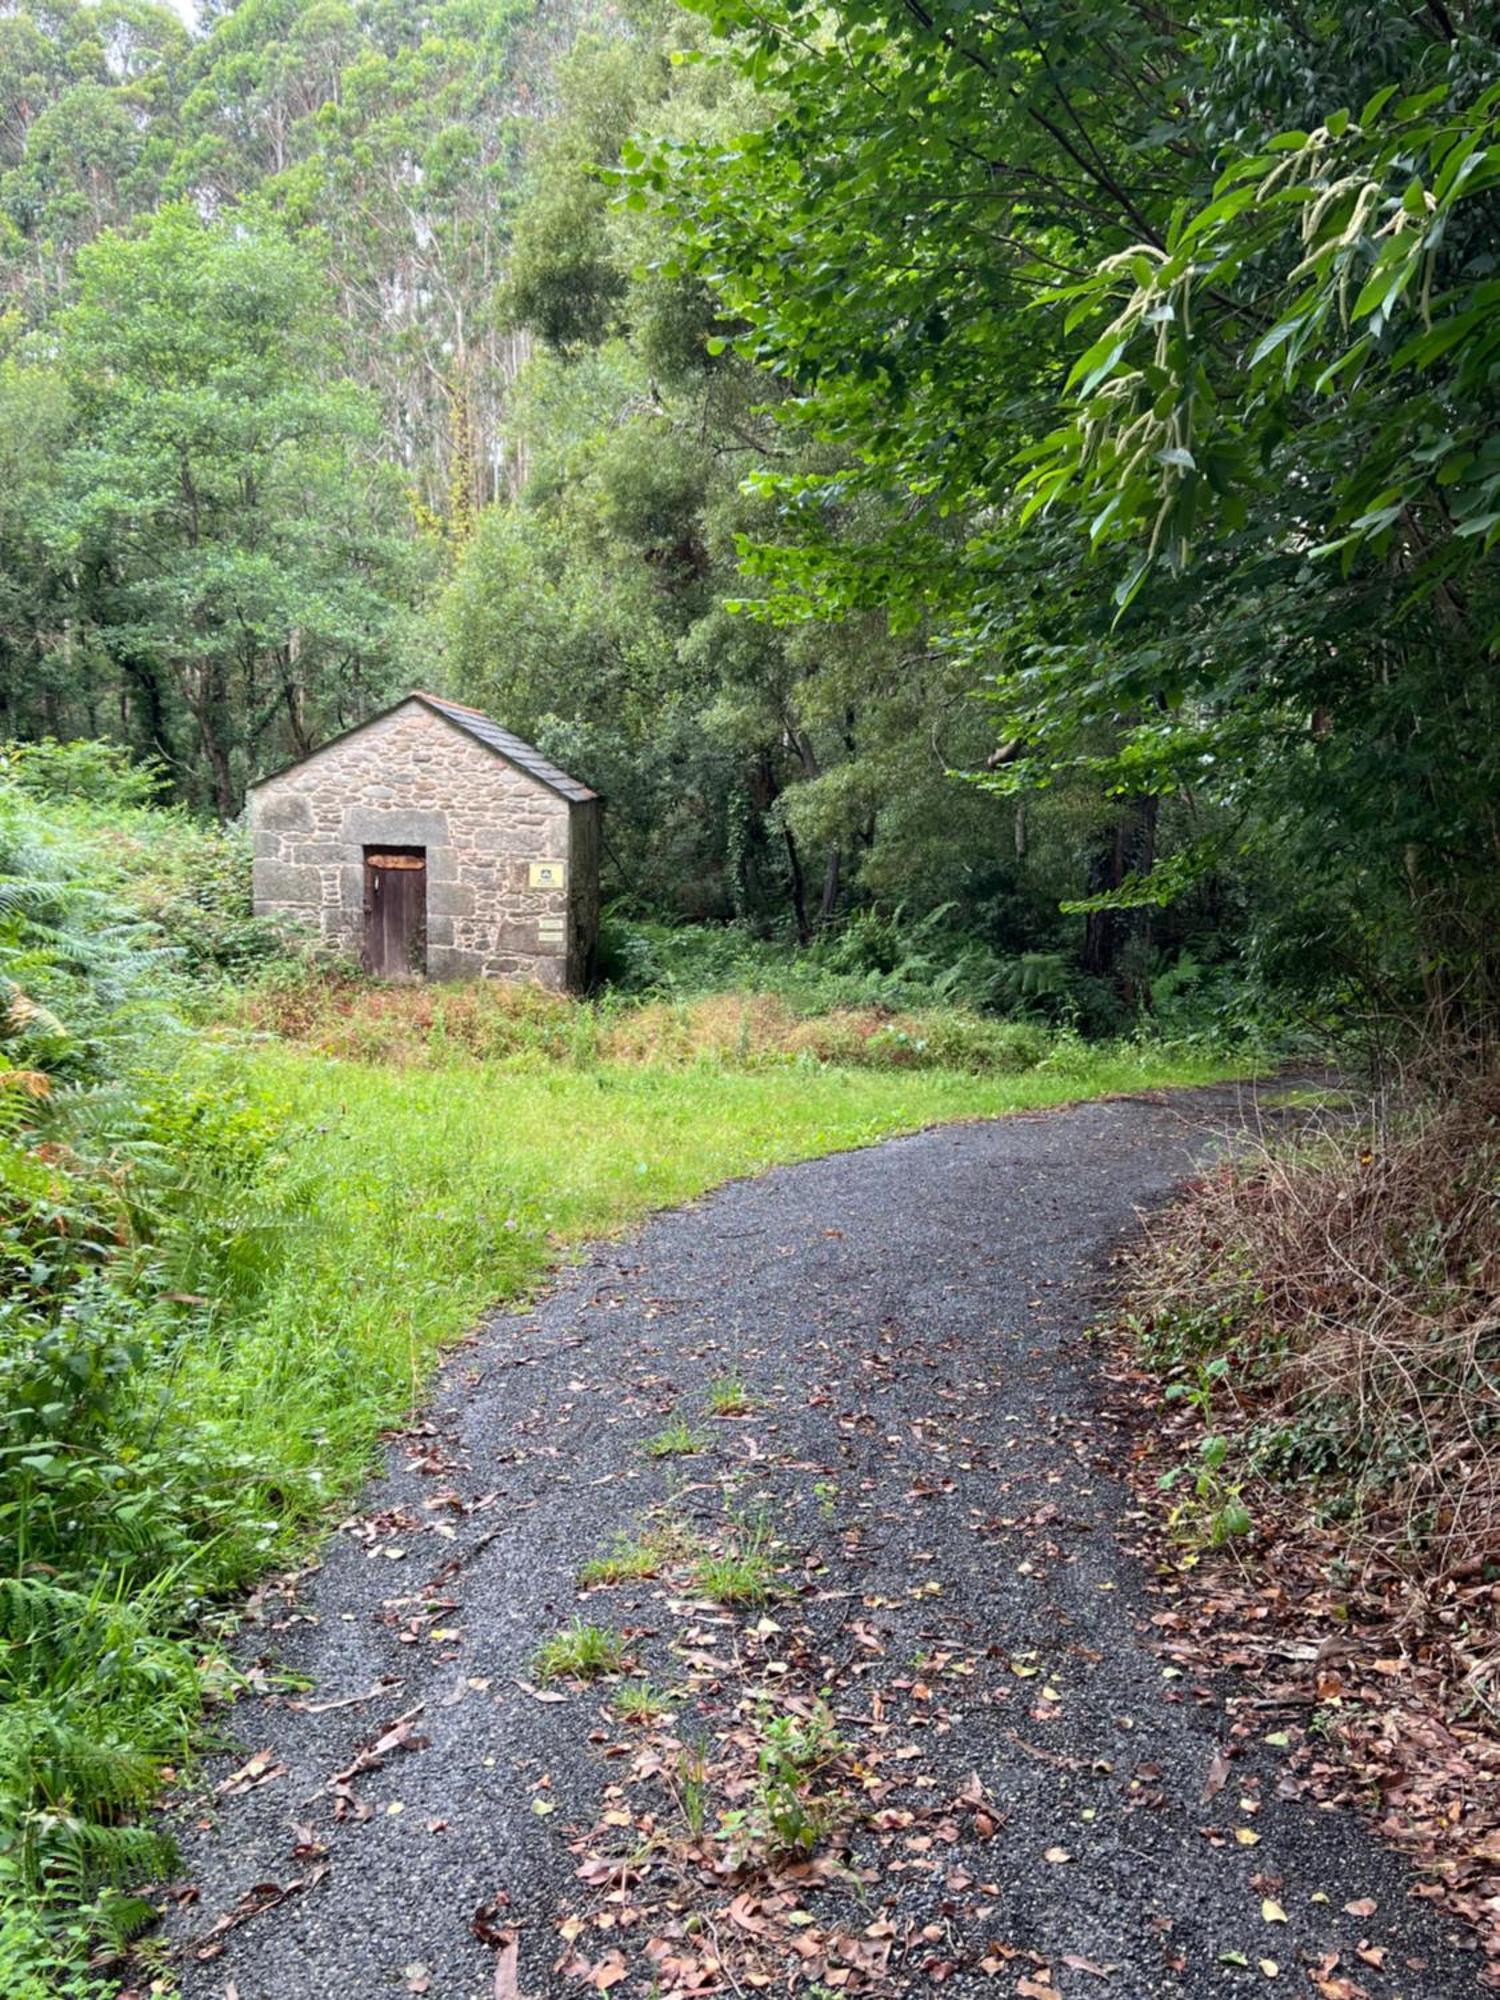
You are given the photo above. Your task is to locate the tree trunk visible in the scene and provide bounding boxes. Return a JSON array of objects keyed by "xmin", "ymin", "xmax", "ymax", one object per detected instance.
[
  {"xmin": 818, "ymin": 844, "xmax": 842, "ymax": 928},
  {"xmin": 1080, "ymin": 795, "xmax": 1156, "ymax": 995},
  {"xmin": 784, "ymin": 825, "xmax": 810, "ymax": 944}
]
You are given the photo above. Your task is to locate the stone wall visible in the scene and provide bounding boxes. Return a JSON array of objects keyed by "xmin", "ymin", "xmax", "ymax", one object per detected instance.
[{"xmin": 250, "ymin": 700, "xmax": 587, "ymax": 988}]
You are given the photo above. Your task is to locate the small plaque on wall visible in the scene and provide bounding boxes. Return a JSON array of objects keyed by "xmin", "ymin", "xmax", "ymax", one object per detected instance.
[{"xmin": 529, "ymin": 859, "xmax": 567, "ymax": 889}]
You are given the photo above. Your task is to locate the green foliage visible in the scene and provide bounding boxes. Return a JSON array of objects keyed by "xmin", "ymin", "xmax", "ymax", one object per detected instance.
[
  {"xmin": 719, "ymin": 1699, "xmax": 842, "ymax": 1861},
  {"xmin": 611, "ymin": 1679, "xmax": 671, "ymax": 1723},
  {"xmin": 533, "ymin": 1619, "xmax": 630, "ymax": 1681},
  {"xmin": 705, "ymin": 1374, "xmax": 751, "ymax": 1416},
  {"xmin": 51, "ymin": 203, "xmax": 415, "ymax": 815},
  {"xmin": 642, "ymin": 1418, "xmax": 707, "ymax": 1460},
  {"xmin": 645, "ymin": 0, "xmax": 1500, "ymax": 1040},
  {"xmin": 579, "ymin": 1521, "xmax": 690, "ymax": 1586},
  {"xmin": 692, "ymin": 1547, "xmax": 776, "ymax": 1607},
  {"xmin": 0, "ymin": 741, "xmax": 163, "ymax": 810}
]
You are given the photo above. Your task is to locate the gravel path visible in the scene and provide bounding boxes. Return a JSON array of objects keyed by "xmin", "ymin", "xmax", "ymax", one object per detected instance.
[{"xmin": 162, "ymin": 1088, "xmax": 1477, "ymax": 2000}]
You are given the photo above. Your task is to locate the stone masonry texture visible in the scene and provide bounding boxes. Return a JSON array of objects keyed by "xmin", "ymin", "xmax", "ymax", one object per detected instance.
[{"xmin": 249, "ymin": 699, "xmax": 600, "ymax": 991}]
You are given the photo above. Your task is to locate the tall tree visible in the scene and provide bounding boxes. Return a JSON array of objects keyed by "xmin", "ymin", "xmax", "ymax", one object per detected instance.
[
  {"xmin": 50, "ymin": 204, "xmax": 415, "ymax": 813},
  {"xmin": 641, "ymin": 1, "xmax": 1500, "ymax": 1023}
]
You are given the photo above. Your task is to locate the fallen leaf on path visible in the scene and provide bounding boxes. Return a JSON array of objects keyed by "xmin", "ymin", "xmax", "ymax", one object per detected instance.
[
  {"xmin": 216, "ymin": 1749, "xmax": 286, "ymax": 1797},
  {"xmin": 472, "ymin": 1890, "xmax": 513, "ymax": 1948},
  {"xmin": 494, "ymin": 1933, "xmax": 522, "ymax": 2000},
  {"xmin": 1061, "ymin": 1951, "xmax": 1112, "ymax": 1977},
  {"xmin": 191, "ymin": 1866, "xmax": 329, "ymax": 1959},
  {"xmin": 1203, "ymin": 1746, "xmax": 1232, "ymax": 1800},
  {"xmin": 515, "ymin": 1678, "xmax": 569, "ymax": 1703}
]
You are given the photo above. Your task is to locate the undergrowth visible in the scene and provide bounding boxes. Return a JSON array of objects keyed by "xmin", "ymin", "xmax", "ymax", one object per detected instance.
[
  {"xmin": 238, "ymin": 964, "xmax": 1057, "ymax": 1074},
  {"xmin": 1126, "ymin": 1078, "xmax": 1500, "ymax": 1589}
]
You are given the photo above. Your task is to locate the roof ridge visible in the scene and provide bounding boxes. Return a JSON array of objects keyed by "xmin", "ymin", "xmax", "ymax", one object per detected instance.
[
  {"xmin": 250, "ymin": 691, "xmax": 599, "ymax": 802},
  {"xmin": 415, "ymin": 689, "xmax": 490, "ymax": 719}
]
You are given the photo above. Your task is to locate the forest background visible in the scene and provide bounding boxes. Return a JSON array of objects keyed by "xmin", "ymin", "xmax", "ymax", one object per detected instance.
[
  {"xmin": 8, "ymin": 0, "xmax": 1459, "ymax": 1036},
  {"xmin": 3, "ymin": 0, "xmax": 1500, "ymax": 1989}
]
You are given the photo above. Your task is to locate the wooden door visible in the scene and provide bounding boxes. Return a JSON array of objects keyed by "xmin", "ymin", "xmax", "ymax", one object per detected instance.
[{"xmin": 364, "ymin": 849, "xmax": 427, "ymax": 978}]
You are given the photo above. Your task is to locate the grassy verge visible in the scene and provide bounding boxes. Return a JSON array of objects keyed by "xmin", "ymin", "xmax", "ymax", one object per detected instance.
[
  {"xmin": 4, "ymin": 1033, "xmax": 1253, "ymax": 1992},
  {"xmin": 207, "ymin": 1038, "xmax": 1245, "ymax": 1494}
]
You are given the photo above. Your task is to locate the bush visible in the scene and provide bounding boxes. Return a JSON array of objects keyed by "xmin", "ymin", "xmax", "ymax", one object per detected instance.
[{"xmin": 0, "ymin": 740, "xmax": 164, "ymax": 810}]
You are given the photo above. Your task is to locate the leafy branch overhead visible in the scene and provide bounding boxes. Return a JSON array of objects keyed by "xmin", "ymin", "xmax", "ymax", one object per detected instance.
[
  {"xmin": 1025, "ymin": 72, "xmax": 1500, "ymax": 610},
  {"xmin": 638, "ymin": 2, "xmax": 1500, "ymax": 1026}
]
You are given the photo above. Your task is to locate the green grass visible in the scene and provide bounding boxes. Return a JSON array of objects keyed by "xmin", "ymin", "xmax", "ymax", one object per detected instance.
[
  {"xmin": 612, "ymin": 1679, "xmax": 673, "ymax": 1723},
  {"xmin": 643, "ymin": 1417, "xmax": 708, "ymax": 1459},
  {"xmin": 579, "ymin": 1521, "xmax": 692, "ymax": 1587},
  {"xmin": 533, "ymin": 1619, "xmax": 630, "ymax": 1682},
  {"xmin": 189, "ymin": 1037, "xmax": 1247, "ymax": 1519},
  {"xmin": 694, "ymin": 1549, "xmax": 778, "ymax": 1605},
  {"xmin": 706, "ymin": 1375, "xmax": 754, "ymax": 1416},
  {"xmin": 693, "ymin": 1516, "xmax": 780, "ymax": 1606}
]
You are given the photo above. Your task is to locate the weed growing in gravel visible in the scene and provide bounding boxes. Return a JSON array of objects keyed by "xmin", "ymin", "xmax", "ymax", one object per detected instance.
[
  {"xmin": 758, "ymin": 1699, "xmax": 843, "ymax": 1781},
  {"xmin": 695, "ymin": 1550, "xmax": 776, "ymax": 1604},
  {"xmin": 534, "ymin": 1620, "xmax": 629, "ymax": 1682},
  {"xmin": 719, "ymin": 1702, "xmax": 844, "ymax": 1862},
  {"xmin": 579, "ymin": 1521, "xmax": 694, "ymax": 1586},
  {"xmin": 677, "ymin": 1738, "xmax": 710, "ymax": 1837},
  {"xmin": 724, "ymin": 1778, "xmax": 833, "ymax": 1861},
  {"xmin": 612, "ymin": 1680, "xmax": 672, "ymax": 1724},
  {"xmin": 643, "ymin": 1418, "xmax": 708, "ymax": 1459},
  {"xmin": 707, "ymin": 1375, "xmax": 753, "ymax": 1416}
]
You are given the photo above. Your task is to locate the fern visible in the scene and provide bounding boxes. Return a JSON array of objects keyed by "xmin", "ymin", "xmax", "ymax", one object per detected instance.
[{"xmin": 0, "ymin": 1702, "xmax": 176, "ymax": 1900}]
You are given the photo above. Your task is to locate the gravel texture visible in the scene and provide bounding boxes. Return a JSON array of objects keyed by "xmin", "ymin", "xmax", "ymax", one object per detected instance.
[{"xmin": 159, "ymin": 1086, "xmax": 1479, "ymax": 2000}]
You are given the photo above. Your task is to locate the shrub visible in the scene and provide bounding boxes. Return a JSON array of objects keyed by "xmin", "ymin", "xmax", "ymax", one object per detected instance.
[{"xmin": 0, "ymin": 740, "xmax": 164, "ymax": 810}]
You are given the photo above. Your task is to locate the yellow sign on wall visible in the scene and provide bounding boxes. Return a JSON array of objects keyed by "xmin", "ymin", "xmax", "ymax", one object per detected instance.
[{"xmin": 529, "ymin": 859, "xmax": 567, "ymax": 889}]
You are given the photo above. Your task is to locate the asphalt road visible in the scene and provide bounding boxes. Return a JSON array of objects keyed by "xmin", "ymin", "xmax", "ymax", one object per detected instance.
[{"xmin": 159, "ymin": 1086, "xmax": 1479, "ymax": 2000}]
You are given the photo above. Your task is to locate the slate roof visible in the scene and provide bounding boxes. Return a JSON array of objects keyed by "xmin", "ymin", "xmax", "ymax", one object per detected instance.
[
  {"xmin": 249, "ymin": 692, "xmax": 599, "ymax": 803},
  {"xmin": 412, "ymin": 693, "xmax": 598, "ymax": 802}
]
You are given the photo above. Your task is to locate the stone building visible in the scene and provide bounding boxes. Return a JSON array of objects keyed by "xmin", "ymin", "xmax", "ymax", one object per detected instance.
[{"xmin": 248, "ymin": 692, "xmax": 601, "ymax": 990}]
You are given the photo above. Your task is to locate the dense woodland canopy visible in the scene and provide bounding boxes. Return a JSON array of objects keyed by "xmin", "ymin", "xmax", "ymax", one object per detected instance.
[{"xmin": 1, "ymin": 0, "xmax": 1498, "ymax": 1031}]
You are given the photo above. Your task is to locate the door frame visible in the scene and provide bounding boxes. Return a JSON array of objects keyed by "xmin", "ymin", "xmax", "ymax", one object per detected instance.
[{"xmin": 362, "ymin": 845, "xmax": 428, "ymax": 978}]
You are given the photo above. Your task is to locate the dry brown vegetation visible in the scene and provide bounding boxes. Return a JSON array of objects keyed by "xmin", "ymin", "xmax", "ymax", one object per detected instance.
[
  {"xmin": 1120, "ymin": 1081, "xmax": 1500, "ymax": 1976},
  {"xmin": 1130, "ymin": 1078, "xmax": 1500, "ymax": 1592},
  {"xmin": 236, "ymin": 970, "xmax": 1051, "ymax": 1075}
]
